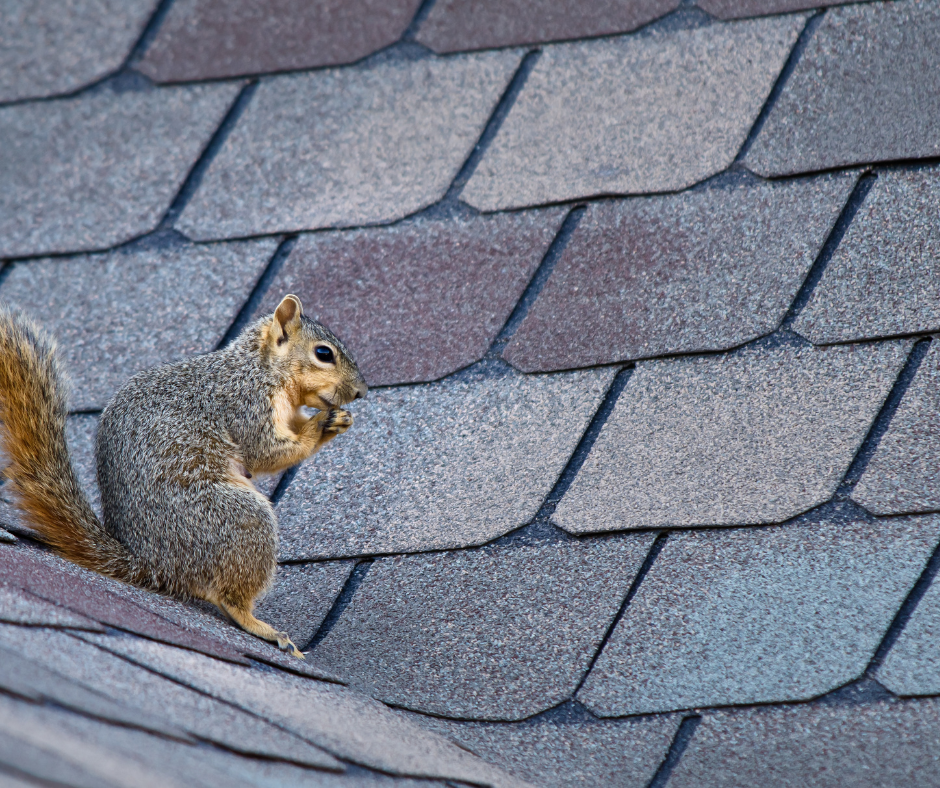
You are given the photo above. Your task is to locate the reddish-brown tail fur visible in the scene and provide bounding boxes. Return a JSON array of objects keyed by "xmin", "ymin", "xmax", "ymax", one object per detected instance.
[{"xmin": 0, "ymin": 311, "xmax": 138, "ymax": 582}]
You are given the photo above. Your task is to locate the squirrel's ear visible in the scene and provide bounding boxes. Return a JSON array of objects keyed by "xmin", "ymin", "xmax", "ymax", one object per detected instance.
[{"xmin": 270, "ymin": 294, "xmax": 303, "ymax": 346}]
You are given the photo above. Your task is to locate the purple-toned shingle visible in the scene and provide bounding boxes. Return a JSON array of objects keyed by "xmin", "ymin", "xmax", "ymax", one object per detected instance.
[
  {"xmin": 697, "ymin": 0, "xmax": 852, "ymax": 19},
  {"xmin": 504, "ymin": 175, "xmax": 853, "ymax": 372},
  {"xmin": 416, "ymin": 0, "xmax": 680, "ymax": 53},
  {"xmin": 138, "ymin": 0, "xmax": 422, "ymax": 83},
  {"xmin": 256, "ymin": 210, "xmax": 565, "ymax": 386}
]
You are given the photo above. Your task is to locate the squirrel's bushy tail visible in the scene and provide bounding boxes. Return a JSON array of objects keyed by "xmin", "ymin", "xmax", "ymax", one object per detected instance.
[{"xmin": 0, "ymin": 311, "xmax": 137, "ymax": 582}]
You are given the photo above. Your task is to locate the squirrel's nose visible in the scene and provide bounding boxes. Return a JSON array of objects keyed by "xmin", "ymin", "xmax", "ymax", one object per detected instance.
[{"xmin": 354, "ymin": 383, "xmax": 367, "ymax": 400}]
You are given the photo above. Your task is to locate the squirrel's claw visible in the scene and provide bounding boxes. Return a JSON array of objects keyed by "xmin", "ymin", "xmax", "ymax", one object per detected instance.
[{"xmin": 276, "ymin": 631, "xmax": 305, "ymax": 659}]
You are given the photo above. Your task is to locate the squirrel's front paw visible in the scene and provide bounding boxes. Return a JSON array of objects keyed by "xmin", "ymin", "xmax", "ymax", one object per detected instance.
[{"xmin": 323, "ymin": 408, "xmax": 353, "ymax": 435}]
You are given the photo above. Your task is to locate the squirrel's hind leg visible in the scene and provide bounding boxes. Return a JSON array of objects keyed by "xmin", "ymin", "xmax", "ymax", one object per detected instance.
[{"xmin": 215, "ymin": 596, "xmax": 305, "ymax": 659}]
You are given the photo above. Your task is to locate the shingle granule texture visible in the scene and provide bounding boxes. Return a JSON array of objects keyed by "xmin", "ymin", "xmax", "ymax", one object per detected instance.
[
  {"xmin": 416, "ymin": 0, "xmax": 680, "ymax": 53},
  {"xmin": 577, "ymin": 516, "xmax": 940, "ymax": 717},
  {"xmin": 697, "ymin": 0, "xmax": 852, "ymax": 19},
  {"xmin": 277, "ymin": 368, "xmax": 616, "ymax": 559},
  {"xmin": 0, "ymin": 85, "xmax": 240, "ymax": 259},
  {"xmin": 553, "ymin": 340, "xmax": 910, "ymax": 533},
  {"xmin": 313, "ymin": 534, "xmax": 655, "ymax": 720},
  {"xmin": 138, "ymin": 0, "xmax": 422, "ymax": 83},
  {"xmin": 254, "ymin": 561, "xmax": 355, "ymax": 651},
  {"xmin": 178, "ymin": 53, "xmax": 520, "ymax": 240},
  {"xmin": 504, "ymin": 175, "xmax": 854, "ymax": 372},
  {"xmin": 667, "ymin": 700, "xmax": 940, "ymax": 788},
  {"xmin": 255, "ymin": 210, "xmax": 566, "ymax": 387},
  {"xmin": 0, "ymin": 239, "xmax": 277, "ymax": 410},
  {"xmin": 461, "ymin": 16, "xmax": 804, "ymax": 211},
  {"xmin": 0, "ymin": 0, "xmax": 157, "ymax": 102},
  {"xmin": 878, "ymin": 577, "xmax": 940, "ymax": 696},
  {"xmin": 84, "ymin": 634, "xmax": 523, "ymax": 785},
  {"xmin": 794, "ymin": 169, "xmax": 940, "ymax": 344},
  {"xmin": 853, "ymin": 341, "xmax": 940, "ymax": 515},
  {"xmin": 0, "ymin": 586, "xmax": 103, "ymax": 630},
  {"xmin": 746, "ymin": 0, "xmax": 940, "ymax": 177},
  {"xmin": 405, "ymin": 711, "xmax": 681, "ymax": 788}
]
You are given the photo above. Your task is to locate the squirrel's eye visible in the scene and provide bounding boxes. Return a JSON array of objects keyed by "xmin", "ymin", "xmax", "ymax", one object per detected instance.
[{"xmin": 315, "ymin": 346, "xmax": 335, "ymax": 364}]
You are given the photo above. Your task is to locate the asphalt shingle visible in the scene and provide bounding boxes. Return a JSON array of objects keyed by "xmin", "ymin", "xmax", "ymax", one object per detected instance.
[
  {"xmin": 416, "ymin": 0, "xmax": 681, "ymax": 53},
  {"xmin": 314, "ymin": 534, "xmax": 655, "ymax": 720},
  {"xmin": 84, "ymin": 633, "xmax": 525, "ymax": 786},
  {"xmin": 277, "ymin": 367, "xmax": 616, "ymax": 560},
  {"xmin": 254, "ymin": 561, "xmax": 355, "ymax": 650},
  {"xmin": 554, "ymin": 340, "xmax": 909, "ymax": 533},
  {"xmin": 853, "ymin": 342, "xmax": 940, "ymax": 515},
  {"xmin": 577, "ymin": 516, "xmax": 940, "ymax": 716},
  {"xmin": 256, "ymin": 210, "xmax": 565, "ymax": 387},
  {"xmin": 794, "ymin": 170, "xmax": 940, "ymax": 345},
  {"xmin": 0, "ymin": 625, "xmax": 341, "ymax": 769},
  {"xmin": 877, "ymin": 573, "xmax": 940, "ymax": 696},
  {"xmin": 746, "ymin": 0, "xmax": 940, "ymax": 177},
  {"xmin": 504, "ymin": 175, "xmax": 854, "ymax": 373},
  {"xmin": 668, "ymin": 700, "xmax": 940, "ymax": 788},
  {"xmin": 138, "ymin": 0, "xmax": 422, "ymax": 83},
  {"xmin": 405, "ymin": 710, "xmax": 681, "ymax": 788},
  {"xmin": 0, "ymin": 0, "xmax": 157, "ymax": 102},
  {"xmin": 461, "ymin": 16, "xmax": 804, "ymax": 211},
  {"xmin": 0, "ymin": 585, "xmax": 103, "ymax": 630},
  {"xmin": 696, "ymin": 0, "xmax": 851, "ymax": 19},
  {"xmin": 0, "ymin": 239, "xmax": 277, "ymax": 410},
  {"xmin": 0, "ymin": 84, "xmax": 240, "ymax": 259},
  {"xmin": 178, "ymin": 53, "xmax": 520, "ymax": 240}
]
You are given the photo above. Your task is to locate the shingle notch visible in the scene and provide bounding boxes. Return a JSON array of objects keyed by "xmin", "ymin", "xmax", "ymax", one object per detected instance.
[
  {"xmin": 554, "ymin": 340, "xmax": 910, "ymax": 533},
  {"xmin": 177, "ymin": 51, "xmax": 521, "ymax": 240},
  {"xmin": 746, "ymin": 0, "xmax": 940, "ymax": 177},
  {"xmin": 138, "ymin": 0, "xmax": 423, "ymax": 83},
  {"xmin": 312, "ymin": 533, "xmax": 656, "ymax": 720},
  {"xmin": 0, "ymin": 84, "xmax": 241, "ymax": 259},
  {"xmin": 254, "ymin": 210, "xmax": 565, "ymax": 387},
  {"xmin": 276, "ymin": 367, "xmax": 616, "ymax": 560},
  {"xmin": 577, "ymin": 515, "xmax": 940, "ymax": 716},
  {"xmin": 794, "ymin": 168, "xmax": 940, "ymax": 345},
  {"xmin": 854, "ymin": 340, "xmax": 940, "ymax": 516},
  {"xmin": 461, "ymin": 15, "xmax": 805, "ymax": 211},
  {"xmin": 503, "ymin": 174, "xmax": 855, "ymax": 372}
]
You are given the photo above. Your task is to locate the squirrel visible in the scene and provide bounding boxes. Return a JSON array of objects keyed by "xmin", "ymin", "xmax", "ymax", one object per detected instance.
[{"xmin": 0, "ymin": 294, "xmax": 366, "ymax": 658}]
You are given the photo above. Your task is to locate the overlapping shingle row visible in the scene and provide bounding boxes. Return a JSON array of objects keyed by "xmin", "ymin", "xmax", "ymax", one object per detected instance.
[{"xmin": 3, "ymin": 0, "xmax": 940, "ymax": 785}]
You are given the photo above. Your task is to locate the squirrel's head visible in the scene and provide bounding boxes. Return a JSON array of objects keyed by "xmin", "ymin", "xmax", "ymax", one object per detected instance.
[{"xmin": 262, "ymin": 294, "xmax": 367, "ymax": 409}]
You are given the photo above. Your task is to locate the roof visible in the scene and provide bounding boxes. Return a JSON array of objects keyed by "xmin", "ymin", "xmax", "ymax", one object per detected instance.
[{"xmin": 2, "ymin": 0, "xmax": 940, "ymax": 785}]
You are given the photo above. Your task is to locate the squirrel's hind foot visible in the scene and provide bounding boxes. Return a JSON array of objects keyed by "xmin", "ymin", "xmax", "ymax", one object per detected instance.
[
  {"xmin": 276, "ymin": 632, "xmax": 306, "ymax": 659},
  {"xmin": 214, "ymin": 596, "xmax": 306, "ymax": 659}
]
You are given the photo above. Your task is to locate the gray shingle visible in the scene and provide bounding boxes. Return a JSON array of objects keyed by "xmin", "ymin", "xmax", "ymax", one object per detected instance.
[
  {"xmin": 0, "ymin": 0, "xmax": 157, "ymax": 102},
  {"xmin": 138, "ymin": 0, "xmax": 421, "ymax": 83},
  {"xmin": 878, "ymin": 577, "xmax": 940, "ymax": 696},
  {"xmin": 853, "ymin": 342, "xmax": 940, "ymax": 515},
  {"xmin": 416, "ymin": 0, "xmax": 680, "ymax": 53},
  {"xmin": 668, "ymin": 699, "xmax": 940, "ymax": 788},
  {"xmin": 0, "ymin": 528, "xmax": 14, "ymax": 543},
  {"xmin": 0, "ymin": 625, "xmax": 341, "ymax": 769},
  {"xmin": 577, "ymin": 516, "xmax": 940, "ymax": 716},
  {"xmin": 178, "ymin": 53, "xmax": 520, "ymax": 240},
  {"xmin": 746, "ymin": 0, "xmax": 940, "ymax": 177},
  {"xmin": 1, "ymin": 247, "xmax": 271, "ymax": 409},
  {"xmin": 276, "ymin": 367, "xmax": 616, "ymax": 560},
  {"xmin": 82, "ymin": 633, "xmax": 526, "ymax": 786},
  {"xmin": 255, "ymin": 561, "xmax": 355, "ymax": 650},
  {"xmin": 794, "ymin": 170, "xmax": 940, "ymax": 345},
  {"xmin": 554, "ymin": 340, "xmax": 909, "ymax": 533},
  {"xmin": 403, "ymin": 709, "xmax": 681, "ymax": 788},
  {"xmin": 504, "ymin": 175, "xmax": 854, "ymax": 372},
  {"xmin": 0, "ymin": 585, "xmax": 103, "ymax": 630},
  {"xmin": 0, "ymin": 239, "xmax": 276, "ymax": 410},
  {"xmin": 254, "ymin": 210, "xmax": 566, "ymax": 387},
  {"xmin": 697, "ymin": 0, "xmax": 853, "ymax": 19},
  {"xmin": 314, "ymin": 534, "xmax": 655, "ymax": 720},
  {"xmin": 0, "ymin": 85, "xmax": 240, "ymax": 259},
  {"xmin": 461, "ymin": 17, "xmax": 804, "ymax": 211}
]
